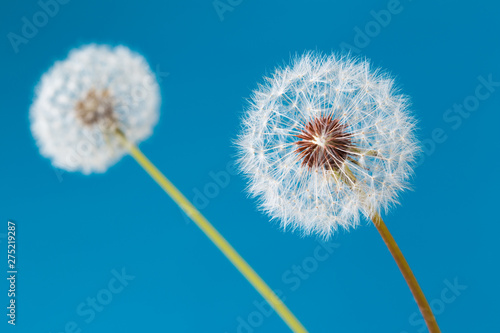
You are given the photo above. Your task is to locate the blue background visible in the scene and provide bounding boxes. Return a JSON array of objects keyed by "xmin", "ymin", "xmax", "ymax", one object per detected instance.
[{"xmin": 1, "ymin": 0, "xmax": 499, "ymax": 332}]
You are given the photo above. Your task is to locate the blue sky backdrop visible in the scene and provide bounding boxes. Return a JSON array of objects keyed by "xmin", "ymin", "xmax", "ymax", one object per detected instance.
[{"xmin": 1, "ymin": 0, "xmax": 499, "ymax": 332}]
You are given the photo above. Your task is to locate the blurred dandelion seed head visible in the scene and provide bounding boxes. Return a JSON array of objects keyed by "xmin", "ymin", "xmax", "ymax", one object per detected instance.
[
  {"xmin": 30, "ymin": 44, "xmax": 160, "ymax": 174},
  {"xmin": 75, "ymin": 88, "xmax": 117, "ymax": 128},
  {"xmin": 236, "ymin": 53, "xmax": 419, "ymax": 238}
]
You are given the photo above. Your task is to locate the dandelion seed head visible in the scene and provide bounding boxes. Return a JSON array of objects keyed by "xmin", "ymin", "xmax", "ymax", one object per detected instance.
[
  {"xmin": 30, "ymin": 44, "xmax": 160, "ymax": 174},
  {"xmin": 236, "ymin": 53, "xmax": 419, "ymax": 238}
]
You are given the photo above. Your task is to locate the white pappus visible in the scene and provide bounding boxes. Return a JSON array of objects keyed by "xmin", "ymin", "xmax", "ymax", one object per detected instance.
[
  {"xmin": 30, "ymin": 44, "xmax": 160, "ymax": 174},
  {"xmin": 236, "ymin": 52, "xmax": 419, "ymax": 238}
]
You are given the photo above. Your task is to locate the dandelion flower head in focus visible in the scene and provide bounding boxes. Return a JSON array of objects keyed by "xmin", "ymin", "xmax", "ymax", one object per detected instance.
[
  {"xmin": 30, "ymin": 44, "xmax": 160, "ymax": 174},
  {"xmin": 237, "ymin": 53, "xmax": 419, "ymax": 237}
]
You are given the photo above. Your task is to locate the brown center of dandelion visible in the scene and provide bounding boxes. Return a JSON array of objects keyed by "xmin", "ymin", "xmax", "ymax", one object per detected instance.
[
  {"xmin": 294, "ymin": 115, "xmax": 354, "ymax": 170},
  {"xmin": 75, "ymin": 88, "xmax": 116, "ymax": 128}
]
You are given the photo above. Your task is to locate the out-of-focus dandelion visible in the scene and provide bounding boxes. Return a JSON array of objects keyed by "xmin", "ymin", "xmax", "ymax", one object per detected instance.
[
  {"xmin": 30, "ymin": 44, "xmax": 307, "ymax": 333},
  {"xmin": 31, "ymin": 44, "xmax": 160, "ymax": 174},
  {"xmin": 237, "ymin": 52, "xmax": 440, "ymax": 333}
]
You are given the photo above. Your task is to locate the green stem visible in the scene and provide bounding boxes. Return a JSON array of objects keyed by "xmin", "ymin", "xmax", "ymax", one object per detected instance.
[
  {"xmin": 371, "ymin": 213, "xmax": 440, "ymax": 333},
  {"xmin": 332, "ymin": 167, "xmax": 440, "ymax": 332}
]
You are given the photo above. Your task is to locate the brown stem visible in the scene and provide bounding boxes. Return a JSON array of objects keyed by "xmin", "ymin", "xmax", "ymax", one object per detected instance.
[{"xmin": 371, "ymin": 213, "xmax": 440, "ymax": 333}]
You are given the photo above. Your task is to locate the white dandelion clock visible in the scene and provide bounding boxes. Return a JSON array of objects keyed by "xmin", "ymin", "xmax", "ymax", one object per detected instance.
[
  {"xmin": 30, "ymin": 44, "xmax": 160, "ymax": 174},
  {"xmin": 237, "ymin": 53, "xmax": 418, "ymax": 236},
  {"xmin": 237, "ymin": 52, "xmax": 440, "ymax": 332}
]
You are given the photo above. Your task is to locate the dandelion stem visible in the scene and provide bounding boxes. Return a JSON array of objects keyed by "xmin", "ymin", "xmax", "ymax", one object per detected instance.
[
  {"xmin": 371, "ymin": 213, "xmax": 440, "ymax": 333},
  {"xmin": 116, "ymin": 129, "xmax": 308, "ymax": 333},
  {"xmin": 332, "ymin": 167, "xmax": 440, "ymax": 332}
]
